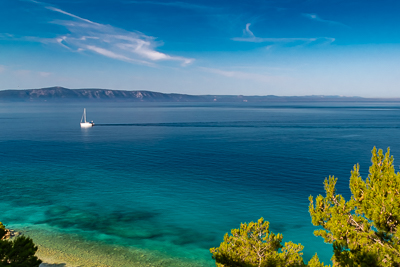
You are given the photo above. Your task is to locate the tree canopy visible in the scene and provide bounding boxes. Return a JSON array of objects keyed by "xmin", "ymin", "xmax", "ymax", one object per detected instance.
[
  {"xmin": 0, "ymin": 223, "xmax": 5, "ymax": 241},
  {"xmin": 211, "ymin": 147, "xmax": 400, "ymax": 267},
  {"xmin": 309, "ymin": 147, "xmax": 400, "ymax": 266},
  {"xmin": 210, "ymin": 218, "xmax": 326, "ymax": 267},
  {"xmin": 0, "ymin": 222, "xmax": 42, "ymax": 267}
]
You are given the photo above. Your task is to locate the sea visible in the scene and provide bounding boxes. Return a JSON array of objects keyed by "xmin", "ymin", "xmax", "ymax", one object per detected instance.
[{"xmin": 1, "ymin": 101, "xmax": 400, "ymax": 266}]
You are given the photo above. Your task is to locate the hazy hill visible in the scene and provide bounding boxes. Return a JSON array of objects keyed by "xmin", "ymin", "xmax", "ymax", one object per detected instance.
[
  {"xmin": 0, "ymin": 87, "xmax": 205, "ymax": 102},
  {"xmin": 0, "ymin": 87, "xmax": 393, "ymax": 102}
]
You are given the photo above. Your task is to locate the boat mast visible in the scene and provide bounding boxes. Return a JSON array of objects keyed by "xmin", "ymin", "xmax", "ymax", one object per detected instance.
[{"xmin": 84, "ymin": 108, "xmax": 87, "ymax": 123}]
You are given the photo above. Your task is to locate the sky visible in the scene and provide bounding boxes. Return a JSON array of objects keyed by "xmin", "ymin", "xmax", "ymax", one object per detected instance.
[{"xmin": 1, "ymin": 0, "xmax": 400, "ymax": 96}]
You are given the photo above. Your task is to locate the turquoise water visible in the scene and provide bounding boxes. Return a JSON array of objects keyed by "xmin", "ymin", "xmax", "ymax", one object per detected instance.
[{"xmin": 1, "ymin": 102, "xmax": 400, "ymax": 265}]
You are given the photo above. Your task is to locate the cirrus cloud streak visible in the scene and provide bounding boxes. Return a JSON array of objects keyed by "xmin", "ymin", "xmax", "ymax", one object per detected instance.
[
  {"xmin": 199, "ymin": 67, "xmax": 284, "ymax": 84},
  {"xmin": 233, "ymin": 23, "xmax": 335, "ymax": 44},
  {"xmin": 303, "ymin": 13, "xmax": 349, "ymax": 28},
  {"xmin": 24, "ymin": 1, "xmax": 194, "ymax": 67}
]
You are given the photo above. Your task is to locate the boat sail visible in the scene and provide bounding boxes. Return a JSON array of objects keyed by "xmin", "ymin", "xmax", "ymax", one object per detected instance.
[{"xmin": 80, "ymin": 108, "xmax": 94, "ymax": 127}]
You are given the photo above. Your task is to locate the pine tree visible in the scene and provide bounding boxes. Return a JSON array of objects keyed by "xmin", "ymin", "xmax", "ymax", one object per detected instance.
[
  {"xmin": 309, "ymin": 147, "xmax": 400, "ymax": 266},
  {"xmin": 0, "ymin": 223, "xmax": 5, "ymax": 241},
  {"xmin": 210, "ymin": 218, "xmax": 327, "ymax": 267},
  {"xmin": 0, "ymin": 222, "xmax": 42, "ymax": 267}
]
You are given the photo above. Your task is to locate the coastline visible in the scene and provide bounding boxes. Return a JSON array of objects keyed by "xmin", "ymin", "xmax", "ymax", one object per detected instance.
[{"xmin": 10, "ymin": 225, "xmax": 209, "ymax": 267}]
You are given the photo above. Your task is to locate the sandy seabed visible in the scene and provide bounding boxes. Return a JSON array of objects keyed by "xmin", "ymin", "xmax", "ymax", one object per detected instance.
[{"xmin": 13, "ymin": 225, "xmax": 208, "ymax": 267}]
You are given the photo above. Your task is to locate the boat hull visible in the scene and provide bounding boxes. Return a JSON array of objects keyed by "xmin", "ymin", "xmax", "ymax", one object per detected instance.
[{"xmin": 80, "ymin": 122, "xmax": 94, "ymax": 128}]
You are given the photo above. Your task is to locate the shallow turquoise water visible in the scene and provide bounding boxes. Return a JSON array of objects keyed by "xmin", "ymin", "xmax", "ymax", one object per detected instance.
[{"xmin": 1, "ymin": 102, "xmax": 400, "ymax": 265}]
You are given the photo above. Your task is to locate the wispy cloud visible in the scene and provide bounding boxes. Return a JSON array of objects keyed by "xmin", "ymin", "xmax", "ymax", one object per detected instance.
[
  {"xmin": 200, "ymin": 67, "xmax": 281, "ymax": 83},
  {"xmin": 46, "ymin": 6, "xmax": 99, "ymax": 24},
  {"xmin": 21, "ymin": 1, "xmax": 194, "ymax": 66},
  {"xmin": 39, "ymin": 71, "xmax": 51, "ymax": 77},
  {"xmin": 13, "ymin": 69, "xmax": 52, "ymax": 78},
  {"xmin": 232, "ymin": 23, "xmax": 335, "ymax": 44},
  {"xmin": 303, "ymin": 13, "xmax": 348, "ymax": 27},
  {"xmin": 127, "ymin": 1, "xmax": 214, "ymax": 10},
  {"xmin": 14, "ymin": 70, "xmax": 32, "ymax": 77}
]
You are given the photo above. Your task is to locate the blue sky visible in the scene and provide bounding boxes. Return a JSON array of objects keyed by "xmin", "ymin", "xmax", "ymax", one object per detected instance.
[{"xmin": 1, "ymin": 0, "xmax": 400, "ymax": 96}]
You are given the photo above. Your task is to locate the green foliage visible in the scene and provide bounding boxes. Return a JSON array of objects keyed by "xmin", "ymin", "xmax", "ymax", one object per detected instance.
[
  {"xmin": 211, "ymin": 147, "xmax": 400, "ymax": 267},
  {"xmin": 210, "ymin": 217, "xmax": 307, "ymax": 267},
  {"xmin": 0, "ymin": 222, "xmax": 42, "ymax": 267},
  {"xmin": 0, "ymin": 223, "xmax": 5, "ymax": 240},
  {"xmin": 309, "ymin": 147, "xmax": 400, "ymax": 266},
  {"xmin": 307, "ymin": 254, "xmax": 328, "ymax": 267}
]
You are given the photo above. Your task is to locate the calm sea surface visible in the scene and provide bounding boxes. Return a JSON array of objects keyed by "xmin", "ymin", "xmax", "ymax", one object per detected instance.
[{"xmin": 1, "ymin": 102, "xmax": 400, "ymax": 265}]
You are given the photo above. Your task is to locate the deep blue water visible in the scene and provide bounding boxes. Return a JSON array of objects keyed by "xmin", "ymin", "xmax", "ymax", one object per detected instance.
[{"xmin": 1, "ymin": 102, "xmax": 400, "ymax": 265}]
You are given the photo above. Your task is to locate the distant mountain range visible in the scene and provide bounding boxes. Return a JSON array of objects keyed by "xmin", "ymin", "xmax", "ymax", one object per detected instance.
[{"xmin": 0, "ymin": 87, "xmax": 396, "ymax": 102}]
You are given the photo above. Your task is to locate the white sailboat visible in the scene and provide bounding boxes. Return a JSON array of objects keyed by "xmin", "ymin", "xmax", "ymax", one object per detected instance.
[{"xmin": 80, "ymin": 108, "xmax": 94, "ymax": 127}]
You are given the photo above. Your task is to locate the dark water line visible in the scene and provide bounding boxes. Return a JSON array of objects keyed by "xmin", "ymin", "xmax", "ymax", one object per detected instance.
[{"xmin": 95, "ymin": 123, "xmax": 400, "ymax": 129}]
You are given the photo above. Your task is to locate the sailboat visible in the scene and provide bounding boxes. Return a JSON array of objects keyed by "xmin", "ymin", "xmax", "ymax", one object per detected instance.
[{"xmin": 80, "ymin": 108, "xmax": 94, "ymax": 127}]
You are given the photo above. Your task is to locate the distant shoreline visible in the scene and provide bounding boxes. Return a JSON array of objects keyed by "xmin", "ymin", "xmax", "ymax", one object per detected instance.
[{"xmin": 1, "ymin": 87, "xmax": 399, "ymax": 103}]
